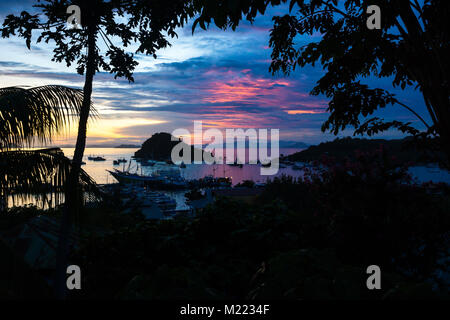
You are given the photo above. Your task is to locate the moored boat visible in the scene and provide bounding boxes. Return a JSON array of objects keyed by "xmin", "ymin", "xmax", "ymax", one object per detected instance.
[
  {"xmin": 88, "ymin": 156, "xmax": 106, "ymax": 161},
  {"xmin": 107, "ymin": 168, "xmax": 188, "ymax": 189}
]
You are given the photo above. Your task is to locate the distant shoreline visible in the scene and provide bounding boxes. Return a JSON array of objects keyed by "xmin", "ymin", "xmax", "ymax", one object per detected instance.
[{"xmin": 59, "ymin": 145, "xmax": 140, "ymax": 149}]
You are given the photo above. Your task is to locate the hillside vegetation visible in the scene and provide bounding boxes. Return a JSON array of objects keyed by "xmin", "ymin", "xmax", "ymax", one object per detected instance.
[{"xmin": 286, "ymin": 137, "xmax": 443, "ymax": 165}]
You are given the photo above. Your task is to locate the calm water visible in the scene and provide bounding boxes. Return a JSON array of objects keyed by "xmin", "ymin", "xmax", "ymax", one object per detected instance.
[
  {"xmin": 62, "ymin": 147, "xmax": 305, "ymax": 185},
  {"xmin": 7, "ymin": 147, "xmax": 450, "ymax": 209},
  {"xmin": 61, "ymin": 147, "xmax": 450, "ymax": 186}
]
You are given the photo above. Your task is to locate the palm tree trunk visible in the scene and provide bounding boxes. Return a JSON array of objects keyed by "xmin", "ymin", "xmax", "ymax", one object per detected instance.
[{"xmin": 54, "ymin": 26, "xmax": 97, "ymax": 299}]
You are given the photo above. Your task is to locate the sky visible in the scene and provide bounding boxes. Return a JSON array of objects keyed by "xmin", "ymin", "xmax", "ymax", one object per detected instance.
[{"xmin": 0, "ymin": 1, "xmax": 432, "ymax": 147}]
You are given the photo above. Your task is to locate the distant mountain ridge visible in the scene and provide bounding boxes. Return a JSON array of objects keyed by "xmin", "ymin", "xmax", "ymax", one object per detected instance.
[
  {"xmin": 57, "ymin": 144, "xmax": 140, "ymax": 148},
  {"xmin": 115, "ymin": 144, "xmax": 140, "ymax": 148},
  {"xmin": 200, "ymin": 140, "xmax": 309, "ymax": 149},
  {"xmin": 285, "ymin": 137, "xmax": 443, "ymax": 165}
]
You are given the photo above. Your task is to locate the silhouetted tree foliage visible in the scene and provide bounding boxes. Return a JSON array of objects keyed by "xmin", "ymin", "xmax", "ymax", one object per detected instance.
[
  {"xmin": 69, "ymin": 151, "xmax": 449, "ymax": 299},
  {"xmin": 192, "ymin": 0, "xmax": 450, "ymax": 163},
  {"xmin": 0, "ymin": 85, "xmax": 98, "ymax": 211},
  {"xmin": 1, "ymin": 0, "xmax": 197, "ymax": 297}
]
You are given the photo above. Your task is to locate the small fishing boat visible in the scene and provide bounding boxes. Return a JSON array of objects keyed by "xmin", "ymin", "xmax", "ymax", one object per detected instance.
[
  {"xmin": 113, "ymin": 158, "xmax": 127, "ymax": 165},
  {"xmin": 187, "ymin": 175, "xmax": 232, "ymax": 188},
  {"xmin": 180, "ymin": 162, "xmax": 186, "ymax": 168},
  {"xmin": 292, "ymin": 163, "xmax": 302, "ymax": 170},
  {"xmin": 227, "ymin": 157, "xmax": 243, "ymax": 168},
  {"xmin": 88, "ymin": 156, "xmax": 106, "ymax": 161},
  {"xmin": 140, "ymin": 159, "xmax": 156, "ymax": 166},
  {"xmin": 261, "ymin": 161, "xmax": 271, "ymax": 168}
]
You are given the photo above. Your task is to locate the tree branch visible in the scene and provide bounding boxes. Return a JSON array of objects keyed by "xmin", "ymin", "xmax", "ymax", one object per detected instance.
[{"xmin": 395, "ymin": 99, "xmax": 431, "ymax": 129}]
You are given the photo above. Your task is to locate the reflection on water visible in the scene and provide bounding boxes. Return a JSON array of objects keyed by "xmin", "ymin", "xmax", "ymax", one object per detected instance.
[
  {"xmin": 63, "ymin": 147, "xmax": 138, "ymax": 185},
  {"xmin": 408, "ymin": 165, "xmax": 450, "ymax": 184},
  {"xmin": 62, "ymin": 147, "xmax": 305, "ymax": 185},
  {"xmin": 7, "ymin": 193, "xmax": 62, "ymax": 210},
  {"xmin": 6, "ymin": 147, "xmax": 304, "ymax": 209},
  {"xmin": 7, "ymin": 148, "xmax": 450, "ymax": 209}
]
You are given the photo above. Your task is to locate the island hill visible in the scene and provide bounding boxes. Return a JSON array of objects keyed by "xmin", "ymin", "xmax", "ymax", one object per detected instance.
[
  {"xmin": 284, "ymin": 137, "xmax": 444, "ymax": 165},
  {"xmin": 134, "ymin": 132, "xmax": 210, "ymax": 162}
]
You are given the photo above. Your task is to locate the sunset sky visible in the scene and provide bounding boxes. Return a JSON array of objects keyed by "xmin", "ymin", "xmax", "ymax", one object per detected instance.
[{"xmin": 0, "ymin": 1, "xmax": 431, "ymax": 146}]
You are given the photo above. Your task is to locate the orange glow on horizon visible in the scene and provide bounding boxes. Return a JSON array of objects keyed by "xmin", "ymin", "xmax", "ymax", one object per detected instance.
[
  {"xmin": 53, "ymin": 117, "xmax": 168, "ymax": 142},
  {"xmin": 285, "ymin": 110, "xmax": 324, "ymax": 115}
]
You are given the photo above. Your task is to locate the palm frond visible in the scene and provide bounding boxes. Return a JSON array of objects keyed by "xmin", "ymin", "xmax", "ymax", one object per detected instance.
[
  {"xmin": 0, "ymin": 148, "xmax": 101, "ymax": 209},
  {"xmin": 0, "ymin": 85, "xmax": 97, "ymax": 149}
]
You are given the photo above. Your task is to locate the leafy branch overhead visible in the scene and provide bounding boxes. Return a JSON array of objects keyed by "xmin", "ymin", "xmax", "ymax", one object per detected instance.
[
  {"xmin": 1, "ymin": 0, "xmax": 200, "ymax": 297},
  {"xmin": 1, "ymin": 0, "xmax": 197, "ymax": 82},
  {"xmin": 0, "ymin": 85, "xmax": 96, "ymax": 149},
  {"xmin": 193, "ymin": 0, "xmax": 449, "ymax": 161}
]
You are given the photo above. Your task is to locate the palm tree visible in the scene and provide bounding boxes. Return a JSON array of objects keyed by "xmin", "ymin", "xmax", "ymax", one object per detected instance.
[
  {"xmin": 0, "ymin": 85, "xmax": 98, "ymax": 209},
  {"xmin": 0, "ymin": 85, "xmax": 101, "ymax": 298},
  {"xmin": 0, "ymin": 85, "xmax": 101, "ymax": 297},
  {"xmin": 0, "ymin": 148, "xmax": 98, "ymax": 210}
]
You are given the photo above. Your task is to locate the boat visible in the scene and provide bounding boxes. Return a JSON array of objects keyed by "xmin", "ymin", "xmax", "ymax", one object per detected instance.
[
  {"xmin": 228, "ymin": 158, "xmax": 243, "ymax": 168},
  {"xmin": 185, "ymin": 189, "xmax": 205, "ymax": 201},
  {"xmin": 123, "ymin": 188, "xmax": 178, "ymax": 218},
  {"xmin": 292, "ymin": 162, "xmax": 303, "ymax": 170},
  {"xmin": 180, "ymin": 162, "xmax": 186, "ymax": 168},
  {"xmin": 153, "ymin": 169, "xmax": 189, "ymax": 189},
  {"xmin": 187, "ymin": 175, "xmax": 232, "ymax": 188},
  {"xmin": 113, "ymin": 158, "xmax": 127, "ymax": 165},
  {"xmin": 108, "ymin": 169, "xmax": 160, "ymax": 184},
  {"xmin": 281, "ymin": 160, "xmax": 294, "ymax": 166},
  {"xmin": 107, "ymin": 168, "xmax": 188, "ymax": 189},
  {"xmin": 292, "ymin": 162, "xmax": 314, "ymax": 170},
  {"xmin": 144, "ymin": 191, "xmax": 177, "ymax": 209},
  {"xmin": 140, "ymin": 159, "xmax": 156, "ymax": 166},
  {"xmin": 88, "ymin": 156, "xmax": 106, "ymax": 161},
  {"xmin": 261, "ymin": 161, "xmax": 271, "ymax": 168}
]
